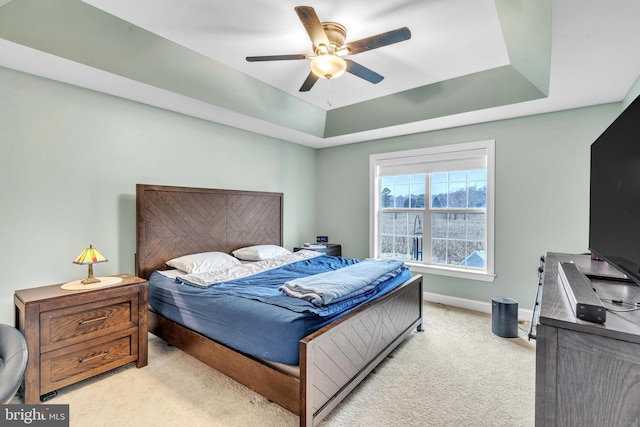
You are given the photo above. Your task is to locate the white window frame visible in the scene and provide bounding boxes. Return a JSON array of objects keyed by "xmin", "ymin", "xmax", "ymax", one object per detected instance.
[{"xmin": 370, "ymin": 140, "xmax": 496, "ymax": 282}]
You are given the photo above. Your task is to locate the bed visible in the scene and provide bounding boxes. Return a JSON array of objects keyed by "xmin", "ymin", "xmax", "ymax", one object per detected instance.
[{"xmin": 135, "ymin": 184, "xmax": 424, "ymax": 426}]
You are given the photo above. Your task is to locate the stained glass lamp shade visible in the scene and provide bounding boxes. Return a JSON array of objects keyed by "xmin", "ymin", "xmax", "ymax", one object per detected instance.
[{"xmin": 73, "ymin": 245, "xmax": 108, "ymax": 284}]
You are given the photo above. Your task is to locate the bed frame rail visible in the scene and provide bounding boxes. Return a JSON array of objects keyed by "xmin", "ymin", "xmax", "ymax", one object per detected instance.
[{"xmin": 148, "ymin": 311, "xmax": 301, "ymax": 414}]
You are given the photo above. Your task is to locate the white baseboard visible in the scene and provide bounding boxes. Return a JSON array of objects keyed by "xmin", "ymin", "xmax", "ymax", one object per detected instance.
[{"xmin": 424, "ymin": 292, "xmax": 533, "ymax": 322}]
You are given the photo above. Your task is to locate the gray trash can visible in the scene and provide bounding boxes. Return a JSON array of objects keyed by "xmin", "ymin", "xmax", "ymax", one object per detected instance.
[{"xmin": 491, "ymin": 297, "xmax": 518, "ymax": 338}]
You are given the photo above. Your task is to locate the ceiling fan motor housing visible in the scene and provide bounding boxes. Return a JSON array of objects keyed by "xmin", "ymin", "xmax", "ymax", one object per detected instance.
[{"xmin": 315, "ymin": 22, "xmax": 347, "ymax": 54}]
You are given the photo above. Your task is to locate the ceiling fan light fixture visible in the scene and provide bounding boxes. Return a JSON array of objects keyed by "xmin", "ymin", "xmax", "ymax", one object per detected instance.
[{"xmin": 310, "ymin": 54, "xmax": 347, "ymax": 79}]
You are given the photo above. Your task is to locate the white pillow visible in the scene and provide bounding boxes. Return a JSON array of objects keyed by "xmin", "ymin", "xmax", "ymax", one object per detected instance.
[
  {"xmin": 232, "ymin": 245, "xmax": 291, "ymax": 261},
  {"xmin": 166, "ymin": 251, "xmax": 241, "ymax": 274}
]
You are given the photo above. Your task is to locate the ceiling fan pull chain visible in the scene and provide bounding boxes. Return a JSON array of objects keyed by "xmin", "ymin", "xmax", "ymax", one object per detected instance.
[{"xmin": 327, "ymin": 79, "xmax": 333, "ymax": 108}]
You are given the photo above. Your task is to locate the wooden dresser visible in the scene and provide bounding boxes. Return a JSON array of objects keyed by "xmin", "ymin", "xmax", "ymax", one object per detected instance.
[
  {"xmin": 535, "ymin": 253, "xmax": 640, "ymax": 426},
  {"xmin": 14, "ymin": 275, "xmax": 148, "ymax": 404}
]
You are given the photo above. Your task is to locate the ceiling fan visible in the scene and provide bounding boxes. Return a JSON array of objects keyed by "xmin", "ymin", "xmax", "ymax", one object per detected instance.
[{"xmin": 246, "ymin": 6, "xmax": 411, "ymax": 92}]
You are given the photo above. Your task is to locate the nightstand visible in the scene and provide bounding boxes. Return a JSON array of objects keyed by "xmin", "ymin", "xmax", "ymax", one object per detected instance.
[
  {"xmin": 293, "ymin": 243, "xmax": 341, "ymax": 257},
  {"xmin": 14, "ymin": 275, "xmax": 148, "ymax": 403}
]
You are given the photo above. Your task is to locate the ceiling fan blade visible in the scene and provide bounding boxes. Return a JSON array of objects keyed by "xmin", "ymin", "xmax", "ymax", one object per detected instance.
[
  {"xmin": 345, "ymin": 27, "xmax": 411, "ymax": 55},
  {"xmin": 345, "ymin": 59, "xmax": 384, "ymax": 84},
  {"xmin": 246, "ymin": 54, "xmax": 308, "ymax": 62},
  {"xmin": 299, "ymin": 71, "xmax": 319, "ymax": 92},
  {"xmin": 295, "ymin": 6, "xmax": 330, "ymax": 47}
]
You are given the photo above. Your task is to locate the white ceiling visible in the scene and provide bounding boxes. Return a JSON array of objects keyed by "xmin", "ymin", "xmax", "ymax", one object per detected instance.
[
  {"xmin": 84, "ymin": 0, "xmax": 511, "ymax": 110},
  {"xmin": 1, "ymin": 0, "xmax": 640, "ymax": 148}
]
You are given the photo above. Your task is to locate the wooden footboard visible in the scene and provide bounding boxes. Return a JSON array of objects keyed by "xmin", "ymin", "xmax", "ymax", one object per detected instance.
[{"xmin": 300, "ymin": 274, "xmax": 423, "ymax": 426}]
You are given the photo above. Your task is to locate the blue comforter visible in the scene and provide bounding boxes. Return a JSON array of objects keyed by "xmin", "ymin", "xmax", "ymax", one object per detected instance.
[
  {"xmin": 280, "ymin": 258, "xmax": 406, "ymax": 306},
  {"xmin": 150, "ymin": 255, "xmax": 412, "ymax": 364},
  {"xmin": 177, "ymin": 255, "xmax": 407, "ymax": 317}
]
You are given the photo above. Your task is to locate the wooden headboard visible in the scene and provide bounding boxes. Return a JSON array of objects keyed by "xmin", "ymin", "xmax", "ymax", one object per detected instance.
[{"xmin": 135, "ymin": 184, "xmax": 283, "ymax": 279}]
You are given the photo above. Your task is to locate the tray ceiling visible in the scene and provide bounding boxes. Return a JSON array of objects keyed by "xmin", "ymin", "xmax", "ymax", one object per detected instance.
[{"xmin": 1, "ymin": 0, "xmax": 639, "ymax": 148}]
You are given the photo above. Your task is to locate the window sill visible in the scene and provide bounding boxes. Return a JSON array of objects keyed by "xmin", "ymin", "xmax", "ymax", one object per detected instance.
[{"xmin": 406, "ymin": 262, "xmax": 496, "ymax": 282}]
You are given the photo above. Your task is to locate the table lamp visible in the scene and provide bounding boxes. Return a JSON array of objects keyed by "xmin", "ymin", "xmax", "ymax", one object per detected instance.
[{"xmin": 73, "ymin": 244, "xmax": 108, "ymax": 284}]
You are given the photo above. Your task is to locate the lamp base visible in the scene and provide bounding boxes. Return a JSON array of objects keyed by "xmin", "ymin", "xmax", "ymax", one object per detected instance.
[{"xmin": 61, "ymin": 277, "xmax": 123, "ymax": 290}]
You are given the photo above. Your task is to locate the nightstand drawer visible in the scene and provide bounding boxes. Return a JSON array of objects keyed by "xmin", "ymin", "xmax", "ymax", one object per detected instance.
[
  {"xmin": 321, "ymin": 245, "xmax": 341, "ymax": 257},
  {"xmin": 40, "ymin": 294, "xmax": 139, "ymax": 352},
  {"xmin": 40, "ymin": 330, "xmax": 138, "ymax": 393}
]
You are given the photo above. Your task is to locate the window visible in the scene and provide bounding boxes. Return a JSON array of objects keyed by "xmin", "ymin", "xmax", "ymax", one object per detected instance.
[{"xmin": 370, "ymin": 140, "xmax": 495, "ymax": 282}]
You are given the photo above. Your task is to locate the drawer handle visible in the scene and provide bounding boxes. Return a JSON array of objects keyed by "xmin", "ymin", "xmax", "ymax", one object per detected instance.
[
  {"xmin": 79, "ymin": 351, "xmax": 108, "ymax": 363},
  {"xmin": 79, "ymin": 314, "xmax": 109, "ymax": 325}
]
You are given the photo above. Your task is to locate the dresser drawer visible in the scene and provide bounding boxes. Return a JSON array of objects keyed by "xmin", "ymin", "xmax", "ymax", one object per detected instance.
[
  {"xmin": 40, "ymin": 294, "xmax": 139, "ymax": 352},
  {"xmin": 40, "ymin": 330, "xmax": 138, "ymax": 393}
]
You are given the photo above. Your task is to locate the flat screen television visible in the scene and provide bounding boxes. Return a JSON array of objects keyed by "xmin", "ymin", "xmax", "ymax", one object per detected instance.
[{"xmin": 589, "ymin": 94, "xmax": 640, "ymax": 285}]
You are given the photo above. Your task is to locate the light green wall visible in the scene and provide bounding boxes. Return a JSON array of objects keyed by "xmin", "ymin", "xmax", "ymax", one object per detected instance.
[
  {"xmin": 0, "ymin": 64, "xmax": 628, "ymax": 325},
  {"xmin": 0, "ymin": 67, "xmax": 317, "ymax": 325},
  {"xmin": 624, "ymin": 74, "xmax": 640, "ymax": 107},
  {"xmin": 316, "ymin": 104, "xmax": 622, "ymax": 307}
]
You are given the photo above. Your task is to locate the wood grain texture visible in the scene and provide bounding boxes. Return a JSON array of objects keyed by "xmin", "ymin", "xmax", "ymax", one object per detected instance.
[
  {"xmin": 302, "ymin": 276, "xmax": 423, "ymax": 422},
  {"xmin": 556, "ymin": 333, "xmax": 640, "ymax": 426},
  {"xmin": 136, "ymin": 184, "xmax": 283, "ymax": 279},
  {"xmin": 41, "ymin": 298, "xmax": 135, "ymax": 351},
  {"xmin": 14, "ymin": 276, "xmax": 148, "ymax": 403},
  {"xmin": 41, "ymin": 330, "xmax": 138, "ymax": 393},
  {"xmin": 536, "ymin": 253, "xmax": 640, "ymax": 427},
  {"xmin": 148, "ymin": 311, "xmax": 301, "ymax": 414},
  {"xmin": 535, "ymin": 325, "xmax": 558, "ymax": 425}
]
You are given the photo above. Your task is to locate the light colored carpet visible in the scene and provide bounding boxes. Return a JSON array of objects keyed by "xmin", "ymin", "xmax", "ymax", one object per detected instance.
[{"xmin": 13, "ymin": 302, "xmax": 536, "ymax": 426}]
